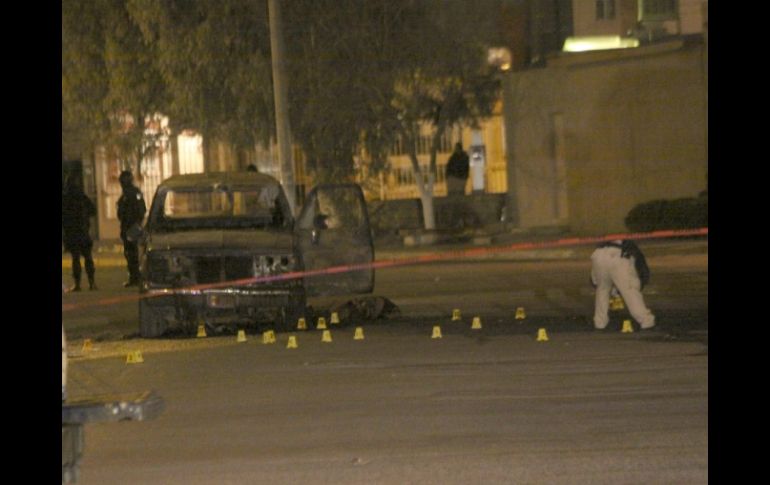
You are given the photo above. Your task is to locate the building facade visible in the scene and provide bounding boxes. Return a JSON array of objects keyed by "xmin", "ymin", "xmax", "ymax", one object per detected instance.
[
  {"xmin": 68, "ymin": 0, "xmax": 708, "ymax": 240},
  {"xmin": 373, "ymin": 105, "xmax": 509, "ymax": 201},
  {"xmin": 502, "ymin": 34, "xmax": 707, "ymax": 234},
  {"xmin": 571, "ymin": 0, "xmax": 705, "ymax": 38}
]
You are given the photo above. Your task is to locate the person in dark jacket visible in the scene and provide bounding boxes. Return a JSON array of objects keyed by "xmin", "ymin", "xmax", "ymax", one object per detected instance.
[
  {"xmin": 445, "ymin": 142, "xmax": 469, "ymax": 196},
  {"xmin": 590, "ymin": 239, "xmax": 654, "ymax": 330},
  {"xmin": 62, "ymin": 173, "xmax": 97, "ymax": 292},
  {"xmin": 117, "ymin": 170, "xmax": 146, "ymax": 287}
]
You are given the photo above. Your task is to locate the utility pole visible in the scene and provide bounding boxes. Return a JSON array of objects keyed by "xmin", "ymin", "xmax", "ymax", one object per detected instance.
[{"xmin": 268, "ymin": 0, "xmax": 296, "ymax": 214}]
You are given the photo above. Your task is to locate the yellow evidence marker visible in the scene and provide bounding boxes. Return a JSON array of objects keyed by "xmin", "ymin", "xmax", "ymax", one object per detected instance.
[
  {"xmin": 621, "ymin": 319, "xmax": 634, "ymax": 333},
  {"xmin": 126, "ymin": 351, "xmax": 144, "ymax": 364}
]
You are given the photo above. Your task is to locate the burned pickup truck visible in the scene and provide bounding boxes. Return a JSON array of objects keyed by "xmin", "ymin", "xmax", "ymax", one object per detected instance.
[{"xmin": 138, "ymin": 172, "xmax": 374, "ymax": 337}]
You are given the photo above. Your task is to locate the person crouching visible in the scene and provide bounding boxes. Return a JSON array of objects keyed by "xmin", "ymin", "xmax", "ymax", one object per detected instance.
[{"xmin": 590, "ymin": 239, "xmax": 655, "ymax": 330}]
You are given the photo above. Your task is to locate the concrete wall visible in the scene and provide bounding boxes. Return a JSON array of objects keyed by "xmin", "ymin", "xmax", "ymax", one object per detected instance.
[
  {"xmin": 680, "ymin": 0, "xmax": 707, "ymax": 34},
  {"xmin": 503, "ymin": 37, "xmax": 707, "ymax": 235},
  {"xmin": 503, "ymin": 67, "xmax": 570, "ymax": 229},
  {"xmin": 367, "ymin": 194, "xmax": 506, "ymax": 236}
]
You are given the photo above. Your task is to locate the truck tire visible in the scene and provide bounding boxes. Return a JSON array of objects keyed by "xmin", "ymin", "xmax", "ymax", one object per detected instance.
[
  {"xmin": 277, "ymin": 294, "xmax": 307, "ymax": 333},
  {"xmin": 139, "ymin": 299, "xmax": 169, "ymax": 338}
]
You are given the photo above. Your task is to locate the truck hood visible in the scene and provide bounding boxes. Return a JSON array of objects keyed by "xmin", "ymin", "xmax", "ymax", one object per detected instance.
[{"xmin": 147, "ymin": 230, "xmax": 293, "ymax": 253}]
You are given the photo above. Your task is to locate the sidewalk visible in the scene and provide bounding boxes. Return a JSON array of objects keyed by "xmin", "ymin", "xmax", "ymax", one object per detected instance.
[
  {"xmin": 61, "ymin": 240, "xmax": 126, "ymax": 269},
  {"xmin": 374, "ymin": 229, "xmax": 707, "ymax": 262},
  {"xmin": 62, "ymin": 229, "xmax": 708, "ymax": 269}
]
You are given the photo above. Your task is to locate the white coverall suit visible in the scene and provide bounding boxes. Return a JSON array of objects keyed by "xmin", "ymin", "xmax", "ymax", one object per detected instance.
[{"xmin": 590, "ymin": 242, "xmax": 655, "ymax": 330}]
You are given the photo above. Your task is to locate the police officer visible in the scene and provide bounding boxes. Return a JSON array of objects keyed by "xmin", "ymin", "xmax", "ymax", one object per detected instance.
[
  {"xmin": 445, "ymin": 142, "xmax": 469, "ymax": 196},
  {"xmin": 590, "ymin": 239, "xmax": 655, "ymax": 330},
  {"xmin": 62, "ymin": 173, "xmax": 97, "ymax": 291},
  {"xmin": 117, "ymin": 170, "xmax": 146, "ymax": 287}
]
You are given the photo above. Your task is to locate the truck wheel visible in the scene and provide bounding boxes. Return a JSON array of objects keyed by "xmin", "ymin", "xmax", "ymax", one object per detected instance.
[
  {"xmin": 278, "ymin": 295, "xmax": 307, "ymax": 333},
  {"xmin": 139, "ymin": 299, "xmax": 169, "ymax": 338}
]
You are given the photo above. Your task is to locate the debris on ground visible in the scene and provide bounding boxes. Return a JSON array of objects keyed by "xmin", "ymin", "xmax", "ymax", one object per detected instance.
[{"xmin": 330, "ymin": 296, "xmax": 400, "ymax": 321}]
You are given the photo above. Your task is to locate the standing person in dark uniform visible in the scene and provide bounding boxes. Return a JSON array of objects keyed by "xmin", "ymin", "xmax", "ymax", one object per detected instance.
[
  {"xmin": 445, "ymin": 142, "xmax": 469, "ymax": 196},
  {"xmin": 117, "ymin": 170, "xmax": 146, "ymax": 287},
  {"xmin": 62, "ymin": 173, "xmax": 97, "ymax": 292}
]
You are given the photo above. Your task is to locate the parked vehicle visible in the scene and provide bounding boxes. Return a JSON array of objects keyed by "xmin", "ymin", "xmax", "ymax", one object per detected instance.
[{"xmin": 137, "ymin": 172, "xmax": 374, "ymax": 337}]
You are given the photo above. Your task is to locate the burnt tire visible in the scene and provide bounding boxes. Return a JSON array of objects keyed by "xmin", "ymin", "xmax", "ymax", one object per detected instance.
[
  {"xmin": 277, "ymin": 294, "xmax": 307, "ymax": 333},
  {"xmin": 139, "ymin": 299, "xmax": 170, "ymax": 338}
]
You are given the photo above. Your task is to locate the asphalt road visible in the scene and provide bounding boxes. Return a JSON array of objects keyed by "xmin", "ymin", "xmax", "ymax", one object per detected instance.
[{"xmin": 63, "ymin": 247, "xmax": 708, "ymax": 484}]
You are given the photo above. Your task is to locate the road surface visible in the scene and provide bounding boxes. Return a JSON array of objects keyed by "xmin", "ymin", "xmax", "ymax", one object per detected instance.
[{"xmin": 63, "ymin": 248, "xmax": 707, "ymax": 484}]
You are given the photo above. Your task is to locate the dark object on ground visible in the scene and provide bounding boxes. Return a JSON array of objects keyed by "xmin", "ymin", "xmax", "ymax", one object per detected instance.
[
  {"xmin": 330, "ymin": 296, "xmax": 401, "ymax": 322},
  {"xmin": 62, "ymin": 391, "xmax": 164, "ymax": 483}
]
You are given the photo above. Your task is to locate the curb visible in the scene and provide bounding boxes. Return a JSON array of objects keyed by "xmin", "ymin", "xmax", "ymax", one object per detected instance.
[
  {"xmin": 375, "ymin": 247, "xmax": 579, "ymax": 262},
  {"xmin": 62, "ymin": 257, "xmax": 125, "ymax": 269}
]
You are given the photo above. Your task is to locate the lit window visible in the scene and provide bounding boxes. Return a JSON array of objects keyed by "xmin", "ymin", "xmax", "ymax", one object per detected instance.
[
  {"xmin": 563, "ymin": 35, "xmax": 639, "ymax": 52},
  {"xmin": 177, "ymin": 132, "xmax": 204, "ymax": 174},
  {"xmin": 439, "ymin": 132, "xmax": 452, "ymax": 153},
  {"xmin": 437, "ymin": 164, "xmax": 446, "ymax": 183},
  {"xmin": 641, "ymin": 0, "xmax": 677, "ymax": 20}
]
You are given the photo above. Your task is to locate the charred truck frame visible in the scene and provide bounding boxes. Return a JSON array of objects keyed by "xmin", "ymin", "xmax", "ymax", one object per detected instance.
[{"xmin": 137, "ymin": 172, "xmax": 374, "ymax": 337}]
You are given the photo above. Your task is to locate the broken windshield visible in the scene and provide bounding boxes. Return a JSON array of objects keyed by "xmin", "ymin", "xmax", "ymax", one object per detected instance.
[{"xmin": 151, "ymin": 185, "xmax": 293, "ymax": 232}]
